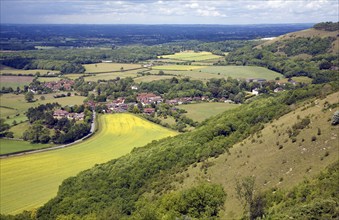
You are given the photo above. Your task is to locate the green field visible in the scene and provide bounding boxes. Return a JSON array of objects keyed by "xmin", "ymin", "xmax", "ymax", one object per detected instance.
[
  {"xmin": 0, "ymin": 114, "xmax": 177, "ymax": 214},
  {"xmin": 134, "ymin": 75, "xmax": 175, "ymax": 83},
  {"xmin": 0, "ymin": 65, "xmax": 60, "ymax": 75},
  {"xmin": 159, "ymin": 51, "xmax": 222, "ymax": 61},
  {"xmin": 149, "ymin": 65, "xmax": 283, "ymax": 81},
  {"xmin": 152, "ymin": 65, "xmax": 207, "ymax": 71},
  {"xmin": 0, "ymin": 139, "xmax": 54, "ymax": 155},
  {"xmin": 84, "ymin": 63, "xmax": 143, "ymax": 73},
  {"xmin": 178, "ymin": 102, "xmax": 240, "ymax": 122},
  {"xmin": 0, "ymin": 93, "xmax": 86, "ymax": 124},
  {"xmin": 36, "ymin": 77, "xmax": 62, "ymax": 82}
]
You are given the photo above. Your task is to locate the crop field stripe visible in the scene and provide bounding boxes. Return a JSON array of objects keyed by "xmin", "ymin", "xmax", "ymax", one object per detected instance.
[{"xmin": 0, "ymin": 114, "xmax": 177, "ymax": 214}]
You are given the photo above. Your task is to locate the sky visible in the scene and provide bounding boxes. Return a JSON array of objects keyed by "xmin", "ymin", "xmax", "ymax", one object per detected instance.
[{"xmin": 1, "ymin": 0, "xmax": 338, "ymax": 24}]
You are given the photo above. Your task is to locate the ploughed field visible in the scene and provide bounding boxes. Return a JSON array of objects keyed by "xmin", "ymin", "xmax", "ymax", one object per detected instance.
[{"xmin": 0, "ymin": 114, "xmax": 177, "ymax": 214}]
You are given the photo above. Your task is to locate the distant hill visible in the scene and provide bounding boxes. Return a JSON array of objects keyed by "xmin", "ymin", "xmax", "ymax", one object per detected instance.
[
  {"xmin": 226, "ymin": 22, "xmax": 339, "ymax": 83},
  {"xmin": 258, "ymin": 27, "xmax": 339, "ymax": 54}
]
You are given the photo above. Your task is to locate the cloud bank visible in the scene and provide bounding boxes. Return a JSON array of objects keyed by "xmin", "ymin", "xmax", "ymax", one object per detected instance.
[{"xmin": 1, "ymin": 0, "xmax": 338, "ymax": 24}]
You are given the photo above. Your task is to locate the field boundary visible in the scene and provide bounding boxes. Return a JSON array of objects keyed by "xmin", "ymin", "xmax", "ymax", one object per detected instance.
[{"xmin": 86, "ymin": 67, "xmax": 146, "ymax": 74}]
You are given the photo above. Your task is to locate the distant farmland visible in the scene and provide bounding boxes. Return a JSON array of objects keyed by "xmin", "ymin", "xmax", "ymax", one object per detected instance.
[
  {"xmin": 84, "ymin": 63, "xmax": 143, "ymax": 73},
  {"xmin": 0, "ymin": 114, "xmax": 177, "ymax": 214},
  {"xmin": 159, "ymin": 51, "xmax": 222, "ymax": 61},
  {"xmin": 0, "ymin": 65, "xmax": 60, "ymax": 75},
  {"xmin": 152, "ymin": 65, "xmax": 206, "ymax": 71}
]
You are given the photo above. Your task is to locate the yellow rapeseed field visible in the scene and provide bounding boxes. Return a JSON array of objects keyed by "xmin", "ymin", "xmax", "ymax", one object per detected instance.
[{"xmin": 0, "ymin": 114, "xmax": 177, "ymax": 214}]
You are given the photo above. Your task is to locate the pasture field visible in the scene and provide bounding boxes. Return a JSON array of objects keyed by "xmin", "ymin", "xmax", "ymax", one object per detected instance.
[
  {"xmin": 36, "ymin": 77, "xmax": 62, "ymax": 82},
  {"xmin": 134, "ymin": 75, "xmax": 175, "ymax": 83},
  {"xmin": 200, "ymin": 66, "xmax": 282, "ymax": 80},
  {"xmin": 82, "ymin": 70, "xmax": 138, "ymax": 81},
  {"xmin": 149, "ymin": 65, "xmax": 282, "ymax": 81},
  {"xmin": 176, "ymin": 92, "xmax": 339, "ymax": 219},
  {"xmin": 152, "ymin": 65, "xmax": 207, "ymax": 71},
  {"xmin": 159, "ymin": 51, "xmax": 222, "ymax": 61},
  {"xmin": 0, "ymin": 93, "xmax": 85, "ymax": 124},
  {"xmin": 0, "ymin": 65, "xmax": 60, "ymax": 75},
  {"xmin": 0, "ymin": 114, "xmax": 177, "ymax": 214},
  {"xmin": 0, "ymin": 139, "xmax": 53, "ymax": 155},
  {"xmin": 84, "ymin": 63, "xmax": 143, "ymax": 73},
  {"xmin": 0, "ymin": 76, "xmax": 34, "ymax": 89},
  {"xmin": 177, "ymin": 102, "xmax": 239, "ymax": 122}
]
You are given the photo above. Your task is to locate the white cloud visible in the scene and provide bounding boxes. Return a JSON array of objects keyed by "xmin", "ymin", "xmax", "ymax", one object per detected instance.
[{"xmin": 0, "ymin": 0, "xmax": 338, "ymax": 24}]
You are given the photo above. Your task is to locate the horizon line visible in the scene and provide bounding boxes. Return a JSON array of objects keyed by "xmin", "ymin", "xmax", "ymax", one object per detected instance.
[{"xmin": 0, "ymin": 22, "xmax": 316, "ymax": 26}]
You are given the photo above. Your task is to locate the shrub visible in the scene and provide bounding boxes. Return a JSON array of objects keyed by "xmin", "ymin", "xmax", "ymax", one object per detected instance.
[{"xmin": 311, "ymin": 136, "xmax": 317, "ymax": 141}]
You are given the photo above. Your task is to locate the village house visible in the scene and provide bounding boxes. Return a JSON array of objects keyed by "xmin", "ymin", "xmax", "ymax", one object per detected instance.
[
  {"xmin": 137, "ymin": 93, "xmax": 163, "ymax": 106},
  {"xmin": 53, "ymin": 109, "xmax": 69, "ymax": 119},
  {"xmin": 274, "ymin": 87, "xmax": 284, "ymax": 93},
  {"xmin": 252, "ymin": 88, "xmax": 259, "ymax": 96},
  {"xmin": 246, "ymin": 78, "xmax": 267, "ymax": 83},
  {"xmin": 143, "ymin": 108, "xmax": 155, "ymax": 115},
  {"xmin": 85, "ymin": 100, "xmax": 96, "ymax": 110},
  {"xmin": 53, "ymin": 109, "xmax": 84, "ymax": 120},
  {"xmin": 68, "ymin": 112, "xmax": 85, "ymax": 120},
  {"xmin": 44, "ymin": 79, "xmax": 74, "ymax": 92}
]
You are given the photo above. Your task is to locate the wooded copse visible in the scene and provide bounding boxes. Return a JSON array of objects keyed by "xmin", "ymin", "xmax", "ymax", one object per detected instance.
[{"xmin": 23, "ymin": 103, "xmax": 92, "ymax": 144}]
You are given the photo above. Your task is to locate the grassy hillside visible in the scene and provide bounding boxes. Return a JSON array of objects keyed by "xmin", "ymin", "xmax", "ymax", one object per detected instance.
[
  {"xmin": 175, "ymin": 92, "xmax": 339, "ymax": 219},
  {"xmin": 0, "ymin": 114, "xmax": 177, "ymax": 214},
  {"xmin": 20, "ymin": 84, "xmax": 335, "ymax": 220},
  {"xmin": 262, "ymin": 161, "xmax": 338, "ymax": 219},
  {"xmin": 259, "ymin": 28, "xmax": 339, "ymax": 53}
]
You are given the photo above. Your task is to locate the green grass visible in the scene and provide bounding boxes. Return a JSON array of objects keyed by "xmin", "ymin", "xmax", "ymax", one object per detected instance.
[
  {"xmin": 0, "ymin": 114, "xmax": 177, "ymax": 214},
  {"xmin": 84, "ymin": 63, "xmax": 143, "ymax": 73},
  {"xmin": 159, "ymin": 51, "xmax": 222, "ymax": 61},
  {"xmin": 178, "ymin": 102, "xmax": 240, "ymax": 122},
  {"xmin": 176, "ymin": 92, "xmax": 339, "ymax": 219},
  {"xmin": 0, "ymin": 93, "xmax": 86, "ymax": 124},
  {"xmin": 0, "ymin": 139, "xmax": 54, "ymax": 155}
]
